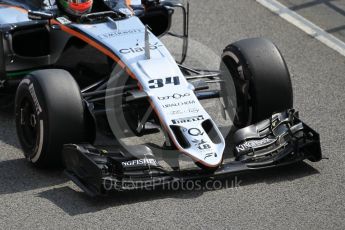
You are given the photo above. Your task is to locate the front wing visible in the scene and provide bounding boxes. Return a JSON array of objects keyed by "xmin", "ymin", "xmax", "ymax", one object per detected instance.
[{"xmin": 62, "ymin": 110, "xmax": 321, "ymax": 196}]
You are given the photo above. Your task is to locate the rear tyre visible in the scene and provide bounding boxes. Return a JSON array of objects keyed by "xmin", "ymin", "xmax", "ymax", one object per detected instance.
[
  {"xmin": 220, "ymin": 38, "xmax": 293, "ymax": 128},
  {"xmin": 15, "ymin": 69, "xmax": 90, "ymax": 168}
]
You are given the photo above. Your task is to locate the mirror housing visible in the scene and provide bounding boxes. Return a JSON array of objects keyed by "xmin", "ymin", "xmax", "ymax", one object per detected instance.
[{"xmin": 28, "ymin": 10, "xmax": 55, "ymax": 20}]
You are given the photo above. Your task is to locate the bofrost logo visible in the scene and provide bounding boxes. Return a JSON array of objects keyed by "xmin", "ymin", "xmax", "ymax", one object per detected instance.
[{"xmin": 158, "ymin": 93, "xmax": 190, "ymax": 100}]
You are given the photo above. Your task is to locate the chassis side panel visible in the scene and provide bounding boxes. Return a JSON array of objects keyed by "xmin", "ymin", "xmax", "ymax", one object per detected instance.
[{"xmin": 0, "ymin": 5, "xmax": 55, "ymax": 77}]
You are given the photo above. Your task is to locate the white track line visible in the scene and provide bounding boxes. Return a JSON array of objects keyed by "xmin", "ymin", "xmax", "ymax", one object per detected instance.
[{"xmin": 257, "ymin": 0, "xmax": 345, "ymax": 57}]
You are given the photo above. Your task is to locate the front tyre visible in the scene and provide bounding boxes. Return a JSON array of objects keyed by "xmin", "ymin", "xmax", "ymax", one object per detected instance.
[
  {"xmin": 221, "ymin": 38, "xmax": 293, "ymax": 128},
  {"xmin": 15, "ymin": 69, "xmax": 89, "ymax": 168}
]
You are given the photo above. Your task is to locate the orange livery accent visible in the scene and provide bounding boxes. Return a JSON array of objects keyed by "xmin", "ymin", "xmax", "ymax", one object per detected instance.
[
  {"xmin": 0, "ymin": 3, "xmax": 28, "ymax": 13},
  {"xmin": 125, "ymin": 0, "xmax": 132, "ymax": 7},
  {"xmin": 50, "ymin": 19, "xmax": 137, "ymax": 81}
]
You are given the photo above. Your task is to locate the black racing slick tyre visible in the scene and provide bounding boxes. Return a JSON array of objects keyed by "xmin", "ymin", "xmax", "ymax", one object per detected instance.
[
  {"xmin": 15, "ymin": 69, "xmax": 89, "ymax": 168},
  {"xmin": 220, "ymin": 38, "xmax": 293, "ymax": 128}
]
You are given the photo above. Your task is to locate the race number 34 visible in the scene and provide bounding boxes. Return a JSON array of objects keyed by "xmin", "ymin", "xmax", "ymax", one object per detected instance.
[{"xmin": 148, "ymin": 76, "xmax": 180, "ymax": 89}]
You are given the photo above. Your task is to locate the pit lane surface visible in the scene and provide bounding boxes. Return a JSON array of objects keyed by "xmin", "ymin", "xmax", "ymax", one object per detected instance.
[{"xmin": 1, "ymin": 0, "xmax": 345, "ymax": 229}]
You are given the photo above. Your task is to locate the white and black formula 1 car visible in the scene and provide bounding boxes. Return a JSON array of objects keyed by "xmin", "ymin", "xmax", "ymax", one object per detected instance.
[{"xmin": 0, "ymin": 0, "xmax": 321, "ymax": 196}]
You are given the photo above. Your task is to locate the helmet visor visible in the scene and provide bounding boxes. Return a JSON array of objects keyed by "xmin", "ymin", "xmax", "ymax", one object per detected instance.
[{"xmin": 69, "ymin": 0, "xmax": 92, "ymax": 13}]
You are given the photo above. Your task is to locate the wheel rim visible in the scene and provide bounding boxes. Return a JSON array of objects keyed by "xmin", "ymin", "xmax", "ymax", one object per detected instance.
[
  {"xmin": 220, "ymin": 55, "xmax": 249, "ymax": 128},
  {"xmin": 18, "ymin": 97, "xmax": 39, "ymax": 155}
]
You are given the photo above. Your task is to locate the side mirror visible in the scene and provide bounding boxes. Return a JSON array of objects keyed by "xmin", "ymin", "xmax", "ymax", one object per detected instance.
[{"xmin": 28, "ymin": 10, "xmax": 54, "ymax": 20}]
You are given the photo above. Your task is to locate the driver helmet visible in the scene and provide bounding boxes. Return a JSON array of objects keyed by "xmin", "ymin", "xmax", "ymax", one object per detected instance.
[{"xmin": 58, "ymin": 0, "xmax": 93, "ymax": 17}]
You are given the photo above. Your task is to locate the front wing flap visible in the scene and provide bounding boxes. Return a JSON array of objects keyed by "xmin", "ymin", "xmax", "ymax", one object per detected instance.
[{"xmin": 233, "ymin": 110, "xmax": 321, "ymax": 165}]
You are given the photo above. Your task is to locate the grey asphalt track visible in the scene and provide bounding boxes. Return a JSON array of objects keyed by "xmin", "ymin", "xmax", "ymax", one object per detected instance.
[
  {"xmin": 1, "ymin": 0, "xmax": 345, "ymax": 229},
  {"xmin": 277, "ymin": 0, "xmax": 345, "ymax": 42}
]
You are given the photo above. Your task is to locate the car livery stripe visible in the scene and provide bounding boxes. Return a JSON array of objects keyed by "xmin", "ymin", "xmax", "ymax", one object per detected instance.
[
  {"xmin": 125, "ymin": 0, "xmax": 135, "ymax": 15},
  {"xmin": 0, "ymin": 3, "xmax": 28, "ymax": 13},
  {"xmin": 50, "ymin": 19, "xmax": 138, "ymax": 82}
]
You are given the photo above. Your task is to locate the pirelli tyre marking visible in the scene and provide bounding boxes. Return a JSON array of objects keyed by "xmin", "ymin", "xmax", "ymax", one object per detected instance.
[
  {"xmin": 172, "ymin": 115, "xmax": 204, "ymax": 125},
  {"xmin": 19, "ymin": 79, "xmax": 45, "ymax": 163},
  {"xmin": 28, "ymin": 84, "xmax": 42, "ymax": 115}
]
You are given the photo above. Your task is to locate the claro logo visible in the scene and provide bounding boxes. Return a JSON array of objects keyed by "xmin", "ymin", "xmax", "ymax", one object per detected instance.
[{"xmin": 120, "ymin": 42, "xmax": 163, "ymax": 54}]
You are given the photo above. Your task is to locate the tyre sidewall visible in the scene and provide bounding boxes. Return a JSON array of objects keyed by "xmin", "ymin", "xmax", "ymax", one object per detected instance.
[
  {"xmin": 15, "ymin": 76, "xmax": 50, "ymax": 166},
  {"xmin": 15, "ymin": 70, "xmax": 88, "ymax": 168}
]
